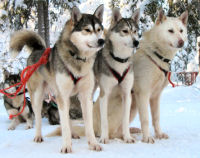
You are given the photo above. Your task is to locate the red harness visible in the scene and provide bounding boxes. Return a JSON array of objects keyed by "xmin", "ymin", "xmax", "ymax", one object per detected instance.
[{"xmin": 106, "ymin": 63, "xmax": 130, "ymax": 84}]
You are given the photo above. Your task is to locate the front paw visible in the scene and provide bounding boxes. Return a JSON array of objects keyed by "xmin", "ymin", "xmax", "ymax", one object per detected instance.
[
  {"xmin": 142, "ymin": 136, "xmax": 155, "ymax": 144},
  {"xmin": 34, "ymin": 136, "xmax": 44, "ymax": 143},
  {"xmin": 60, "ymin": 145, "xmax": 72, "ymax": 153},
  {"xmin": 89, "ymin": 142, "xmax": 102, "ymax": 151},
  {"xmin": 25, "ymin": 124, "xmax": 33, "ymax": 130},
  {"xmin": 8, "ymin": 126, "xmax": 16, "ymax": 130},
  {"xmin": 155, "ymin": 132, "xmax": 169, "ymax": 139},
  {"xmin": 123, "ymin": 136, "xmax": 136, "ymax": 143},
  {"xmin": 99, "ymin": 137, "xmax": 109, "ymax": 144}
]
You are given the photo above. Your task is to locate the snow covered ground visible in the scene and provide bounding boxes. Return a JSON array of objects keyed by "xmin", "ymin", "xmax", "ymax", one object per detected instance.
[{"xmin": 0, "ymin": 85, "xmax": 200, "ymax": 158}]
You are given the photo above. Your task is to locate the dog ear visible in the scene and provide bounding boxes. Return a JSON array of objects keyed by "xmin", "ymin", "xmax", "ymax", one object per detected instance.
[
  {"xmin": 132, "ymin": 9, "xmax": 140, "ymax": 24},
  {"xmin": 156, "ymin": 8, "xmax": 166, "ymax": 25},
  {"xmin": 179, "ymin": 11, "xmax": 188, "ymax": 26},
  {"xmin": 112, "ymin": 8, "xmax": 122, "ymax": 24},
  {"xmin": 2, "ymin": 69, "xmax": 9, "ymax": 83},
  {"xmin": 94, "ymin": 4, "xmax": 104, "ymax": 23},
  {"xmin": 71, "ymin": 6, "xmax": 82, "ymax": 23}
]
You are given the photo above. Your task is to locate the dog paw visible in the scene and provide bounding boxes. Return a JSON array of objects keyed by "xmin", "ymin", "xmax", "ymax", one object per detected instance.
[
  {"xmin": 25, "ymin": 124, "xmax": 33, "ymax": 130},
  {"xmin": 142, "ymin": 136, "xmax": 155, "ymax": 144},
  {"xmin": 99, "ymin": 137, "xmax": 109, "ymax": 144},
  {"xmin": 8, "ymin": 126, "xmax": 16, "ymax": 130},
  {"xmin": 60, "ymin": 146, "xmax": 72, "ymax": 154},
  {"xmin": 34, "ymin": 136, "xmax": 44, "ymax": 143},
  {"xmin": 130, "ymin": 127, "xmax": 141, "ymax": 134},
  {"xmin": 72, "ymin": 133, "xmax": 80, "ymax": 139},
  {"xmin": 89, "ymin": 142, "xmax": 102, "ymax": 151},
  {"xmin": 155, "ymin": 133, "xmax": 169, "ymax": 139},
  {"xmin": 123, "ymin": 136, "xmax": 136, "ymax": 143}
]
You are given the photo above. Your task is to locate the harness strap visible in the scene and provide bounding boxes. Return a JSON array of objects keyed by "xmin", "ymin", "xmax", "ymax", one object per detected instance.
[
  {"xmin": 147, "ymin": 55, "xmax": 168, "ymax": 77},
  {"xmin": 64, "ymin": 65, "xmax": 82, "ymax": 85},
  {"xmin": 107, "ymin": 64, "xmax": 130, "ymax": 84},
  {"xmin": 4, "ymin": 99, "xmax": 21, "ymax": 111},
  {"xmin": 154, "ymin": 51, "xmax": 171, "ymax": 64}
]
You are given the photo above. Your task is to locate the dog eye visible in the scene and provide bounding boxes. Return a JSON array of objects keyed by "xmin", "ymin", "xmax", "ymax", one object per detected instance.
[
  {"xmin": 97, "ymin": 28, "xmax": 101, "ymax": 32},
  {"xmin": 168, "ymin": 29, "xmax": 174, "ymax": 33},
  {"xmin": 85, "ymin": 29, "xmax": 91, "ymax": 33},
  {"xmin": 122, "ymin": 30, "xmax": 128, "ymax": 33},
  {"xmin": 134, "ymin": 30, "xmax": 137, "ymax": 33},
  {"xmin": 180, "ymin": 29, "xmax": 183, "ymax": 33}
]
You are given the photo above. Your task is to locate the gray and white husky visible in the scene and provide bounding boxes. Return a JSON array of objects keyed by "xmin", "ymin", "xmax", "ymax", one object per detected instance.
[
  {"xmin": 9, "ymin": 5, "xmax": 105, "ymax": 153},
  {"xmin": 1, "ymin": 70, "xmax": 34, "ymax": 130},
  {"xmin": 93, "ymin": 8, "xmax": 140, "ymax": 144}
]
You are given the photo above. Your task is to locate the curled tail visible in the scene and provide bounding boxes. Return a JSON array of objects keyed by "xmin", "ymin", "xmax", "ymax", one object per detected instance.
[{"xmin": 10, "ymin": 30, "xmax": 46, "ymax": 57}]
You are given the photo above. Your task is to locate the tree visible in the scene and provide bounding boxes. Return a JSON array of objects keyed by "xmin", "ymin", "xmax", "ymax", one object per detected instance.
[{"xmin": 37, "ymin": 0, "xmax": 50, "ymax": 47}]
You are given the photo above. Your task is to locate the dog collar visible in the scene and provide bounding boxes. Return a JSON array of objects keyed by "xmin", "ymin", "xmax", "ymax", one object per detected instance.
[
  {"xmin": 154, "ymin": 51, "xmax": 171, "ymax": 64},
  {"xmin": 69, "ymin": 50, "xmax": 86, "ymax": 62},
  {"xmin": 110, "ymin": 51, "xmax": 130, "ymax": 63}
]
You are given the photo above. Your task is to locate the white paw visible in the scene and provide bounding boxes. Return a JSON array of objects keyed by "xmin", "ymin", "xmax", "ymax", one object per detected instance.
[
  {"xmin": 89, "ymin": 142, "xmax": 102, "ymax": 151},
  {"xmin": 25, "ymin": 124, "xmax": 33, "ymax": 130},
  {"xmin": 155, "ymin": 132, "xmax": 169, "ymax": 139},
  {"xmin": 34, "ymin": 136, "xmax": 43, "ymax": 143},
  {"xmin": 60, "ymin": 146, "xmax": 72, "ymax": 153},
  {"xmin": 123, "ymin": 136, "xmax": 136, "ymax": 143},
  {"xmin": 8, "ymin": 126, "xmax": 16, "ymax": 130},
  {"xmin": 142, "ymin": 136, "xmax": 155, "ymax": 144},
  {"xmin": 99, "ymin": 137, "xmax": 109, "ymax": 144},
  {"xmin": 72, "ymin": 133, "xmax": 80, "ymax": 139}
]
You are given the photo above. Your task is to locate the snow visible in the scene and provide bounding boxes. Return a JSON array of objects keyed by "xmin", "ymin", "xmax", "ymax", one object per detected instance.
[{"xmin": 0, "ymin": 85, "xmax": 200, "ymax": 158}]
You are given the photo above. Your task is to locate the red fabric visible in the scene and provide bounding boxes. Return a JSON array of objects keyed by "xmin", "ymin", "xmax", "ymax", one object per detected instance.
[{"xmin": 0, "ymin": 48, "xmax": 51, "ymax": 119}]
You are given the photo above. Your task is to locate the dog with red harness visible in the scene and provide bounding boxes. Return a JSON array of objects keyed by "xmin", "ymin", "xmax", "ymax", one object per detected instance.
[{"xmin": 93, "ymin": 8, "xmax": 140, "ymax": 144}]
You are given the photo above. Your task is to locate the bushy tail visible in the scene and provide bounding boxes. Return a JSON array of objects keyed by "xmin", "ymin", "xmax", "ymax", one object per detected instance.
[
  {"xmin": 10, "ymin": 30, "xmax": 46, "ymax": 57},
  {"xmin": 46, "ymin": 123, "xmax": 85, "ymax": 137}
]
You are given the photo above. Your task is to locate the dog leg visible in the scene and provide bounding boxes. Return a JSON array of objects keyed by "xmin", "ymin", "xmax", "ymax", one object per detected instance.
[
  {"xmin": 8, "ymin": 117, "xmax": 20, "ymax": 130},
  {"xmin": 135, "ymin": 92, "xmax": 155, "ymax": 143},
  {"xmin": 57, "ymin": 95, "xmax": 72, "ymax": 153},
  {"xmin": 121, "ymin": 76, "xmax": 136, "ymax": 143},
  {"xmin": 21, "ymin": 106, "xmax": 33, "ymax": 130},
  {"xmin": 99, "ymin": 89, "xmax": 111, "ymax": 144},
  {"xmin": 31, "ymin": 85, "xmax": 44, "ymax": 142},
  {"xmin": 79, "ymin": 92, "xmax": 102, "ymax": 151},
  {"xmin": 122, "ymin": 92, "xmax": 136, "ymax": 143},
  {"xmin": 150, "ymin": 96, "xmax": 169, "ymax": 140}
]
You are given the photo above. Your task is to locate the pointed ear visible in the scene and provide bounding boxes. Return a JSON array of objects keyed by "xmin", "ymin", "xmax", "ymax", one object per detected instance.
[
  {"xmin": 94, "ymin": 4, "xmax": 104, "ymax": 23},
  {"xmin": 156, "ymin": 8, "xmax": 167, "ymax": 25},
  {"xmin": 132, "ymin": 9, "xmax": 140, "ymax": 24},
  {"xmin": 3, "ymin": 69, "xmax": 9, "ymax": 80},
  {"xmin": 71, "ymin": 6, "xmax": 82, "ymax": 23},
  {"xmin": 179, "ymin": 11, "xmax": 188, "ymax": 26},
  {"xmin": 112, "ymin": 8, "xmax": 122, "ymax": 24}
]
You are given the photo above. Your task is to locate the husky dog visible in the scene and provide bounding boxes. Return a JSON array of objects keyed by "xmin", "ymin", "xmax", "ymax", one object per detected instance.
[
  {"xmin": 130, "ymin": 9, "xmax": 188, "ymax": 143},
  {"xmin": 1, "ymin": 70, "xmax": 34, "ymax": 130},
  {"xmin": 9, "ymin": 5, "xmax": 105, "ymax": 153},
  {"xmin": 93, "ymin": 8, "xmax": 140, "ymax": 144},
  {"xmin": 43, "ymin": 95, "xmax": 82, "ymax": 125},
  {"xmin": 97, "ymin": 9, "xmax": 188, "ymax": 144}
]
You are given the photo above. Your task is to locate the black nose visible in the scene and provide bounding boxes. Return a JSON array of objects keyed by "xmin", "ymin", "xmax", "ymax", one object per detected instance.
[
  {"xmin": 98, "ymin": 39, "xmax": 105, "ymax": 47},
  {"xmin": 133, "ymin": 40, "xmax": 139, "ymax": 47}
]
